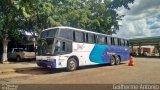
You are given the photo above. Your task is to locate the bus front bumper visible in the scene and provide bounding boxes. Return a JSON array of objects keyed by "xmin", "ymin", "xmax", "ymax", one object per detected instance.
[{"xmin": 36, "ymin": 60, "xmax": 56, "ymax": 69}]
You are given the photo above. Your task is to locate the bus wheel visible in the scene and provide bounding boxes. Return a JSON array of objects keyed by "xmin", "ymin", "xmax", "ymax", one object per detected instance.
[
  {"xmin": 110, "ymin": 56, "xmax": 115, "ymax": 66},
  {"xmin": 67, "ymin": 58, "xmax": 78, "ymax": 71},
  {"xmin": 115, "ymin": 56, "xmax": 121, "ymax": 65}
]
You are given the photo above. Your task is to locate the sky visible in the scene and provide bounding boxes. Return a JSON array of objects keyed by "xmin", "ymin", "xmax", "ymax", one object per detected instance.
[{"xmin": 114, "ymin": 0, "xmax": 160, "ymax": 39}]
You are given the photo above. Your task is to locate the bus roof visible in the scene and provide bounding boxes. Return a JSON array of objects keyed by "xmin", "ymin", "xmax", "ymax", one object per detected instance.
[{"xmin": 43, "ymin": 26, "xmax": 128, "ymax": 40}]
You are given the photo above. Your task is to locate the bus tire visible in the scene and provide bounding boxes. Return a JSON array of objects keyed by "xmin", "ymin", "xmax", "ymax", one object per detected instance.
[
  {"xmin": 67, "ymin": 58, "xmax": 78, "ymax": 71},
  {"xmin": 115, "ymin": 56, "xmax": 121, "ymax": 65},
  {"xmin": 110, "ymin": 55, "xmax": 115, "ymax": 66}
]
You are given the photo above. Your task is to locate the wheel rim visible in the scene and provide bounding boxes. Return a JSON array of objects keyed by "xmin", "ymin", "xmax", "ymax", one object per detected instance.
[
  {"xmin": 110, "ymin": 57, "xmax": 115, "ymax": 65},
  {"xmin": 117, "ymin": 60, "xmax": 120, "ymax": 64},
  {"xmin": 116, "ymin": 57, "xmax": 120, "ymax": 65},
  {"xmin": 111, "ymin": 59, "xmax": 114, "ymax": 65},
  {"xmin": 69, "ymin": 61, "xmax": 76, "ymax": 70}
]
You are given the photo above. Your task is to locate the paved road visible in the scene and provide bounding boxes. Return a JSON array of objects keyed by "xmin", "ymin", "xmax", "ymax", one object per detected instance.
[{"xmin": 0, "ymin": 58, "xmax": 160, "ymax": 84}]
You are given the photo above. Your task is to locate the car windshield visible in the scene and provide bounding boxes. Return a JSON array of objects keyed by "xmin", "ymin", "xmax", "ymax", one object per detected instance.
[{"xmin": 37, "ymin": 38, "xmax": 54, "ymax": 55}]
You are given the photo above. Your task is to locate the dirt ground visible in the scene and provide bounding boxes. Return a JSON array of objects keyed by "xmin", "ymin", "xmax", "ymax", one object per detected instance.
[{"xmin": 0, "ymin": 57, "xmax": 160, "ymax": 84}]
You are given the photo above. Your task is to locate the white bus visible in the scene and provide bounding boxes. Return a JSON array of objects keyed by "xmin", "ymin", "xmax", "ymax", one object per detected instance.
[{"xmin": 36, "ymin": 26, "xmax": 130, "ymax": 71}]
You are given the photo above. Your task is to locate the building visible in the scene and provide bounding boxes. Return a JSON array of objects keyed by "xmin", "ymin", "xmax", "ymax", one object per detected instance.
[
  {"xmin": 0, "ymin": 30, "xmax": 37, "ymax": 60},
  {"xmin": 129, "ymin": 36, "xmax": 160, "ymax": 57}
]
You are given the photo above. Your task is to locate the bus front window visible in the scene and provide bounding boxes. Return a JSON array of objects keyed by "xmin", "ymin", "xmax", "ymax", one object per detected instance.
[
  {"xmin": 54, "ymin": 40, "xmax": 72, "ymax": 54},
  {"xmin": 37, "ymin": 39, "xmax": 54, "ymax": 55}
]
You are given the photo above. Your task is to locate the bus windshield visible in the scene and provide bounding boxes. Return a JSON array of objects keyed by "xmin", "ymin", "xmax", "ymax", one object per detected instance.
[
  {"xmin": 37, "ymin": 39, "xmax": 72, "ymax": 55},
  {"xmin": 37, "ymin": 38, "xmax": 54, "ymax": 55},
  {"xmin": 41, "ymin": 28, "xmax": 58, "ymax": 38},
  {"xmin": 37, "ymin": 28, "xmax": 58, "ymax": 55}
]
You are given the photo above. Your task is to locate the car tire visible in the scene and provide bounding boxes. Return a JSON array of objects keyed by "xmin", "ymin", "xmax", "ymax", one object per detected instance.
[
  {"xmin": 67, "ymin": 58, "xmax": 78, "ymax": 71},
  {"xmin": 16, "ymin": 56, "xmax": 21, "ymax": 62}
]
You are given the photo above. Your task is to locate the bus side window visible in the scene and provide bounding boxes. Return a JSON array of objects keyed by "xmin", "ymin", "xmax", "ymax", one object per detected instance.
[
  {"xmin": 117, "ymin": 38, "xmax": 119, "ymax": 45},
  {"xmin": 59, "ymin": 29, "xmax": 73, "ymax": 40},
  {"xmin": 111, "ymin": 37, "xmax": 115, "ymax": 45},
  {"xmin": 87, "ymin": 33, "xmax": 96, "ymax": 43},
  {"xmin": 121, "ymin": 39, "xmax": 125, "ymax": 46},
  {"xmin": 74, "ymin": 31, "xmax": 85, "ymax": 42},
  {"xmin": 110, "ymin": 37, "xmax": 112, "ymax": 45},
  {"xmin": 125, "ymin": 40, "xmax": 129, "ymax": 46},
  {"xmin": 114, "ymin": 38, "xmax": 118, "ymax": 46},
  {"xmin": 124, "ymin": 40, "xmax": 126, "ymax": 46},
  {"xmin": 107, "ymin": 37, "xmax": 111, "ymax": 45},
  {"xmin": 118, "ymin": 39, "xmax": 121, "ymax": 46},
  {"xmin": 97, "ymin": 35, "xmax": 105, "ymax": 44}
]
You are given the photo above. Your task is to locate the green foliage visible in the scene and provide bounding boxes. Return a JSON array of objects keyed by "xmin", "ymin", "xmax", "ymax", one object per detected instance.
[
  {"xmin": 0, "ymin": 0, "xmax": 55, "ymax": 41},
  {"xmin": 0, "ymin": 0, "xmax": 135, "ymax": 42},
  {"xmin": 0, "ymin": 0, "xmax": 20, "ymax": 41},
  {"xmin": 17, "ymin": 0, "xmax": 55, "ymax": 34},
  {"xmin": 49, "ymin": 0, "xmax": 134, "ymax": 34}
]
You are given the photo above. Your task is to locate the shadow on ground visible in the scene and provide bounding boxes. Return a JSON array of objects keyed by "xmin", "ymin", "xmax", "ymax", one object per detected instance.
[
  {"xmin": 8, "ymin": 59, "xmax": 36, "ymax": 64},
  {"xmin": 15, "ymin": 63, "xmax": 126, "ymax": 75}
]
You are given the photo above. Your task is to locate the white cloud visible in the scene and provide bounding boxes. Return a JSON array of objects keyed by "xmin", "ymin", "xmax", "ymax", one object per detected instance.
[
  {"xmin": 151, "ymin": 29, "xmax": 160, "ymax": 36},
  {"xmin": 149, "ymin": 16, "xmax": 160, "ymax": 29},
  {"xmin": 119, "ymin": 0, "xmax": 160, "ymax": 18},
  {"xmin": 116, "ymin": 19, "xmax": 151, "ymax": 38},
  {"xmin": 150, "ymin": 22, "xmax": 160, "ymax": 29},
  {"xmin": 115, "ymin": 0, "xmax": 160, "ymax": 38},
  {"xmin": 147, "ymin": 17, "xmax": 157, "ymax": 25}
]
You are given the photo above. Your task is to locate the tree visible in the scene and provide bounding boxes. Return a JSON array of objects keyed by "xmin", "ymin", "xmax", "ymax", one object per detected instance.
[
  {"xmin": 49, "ymin": 0, "xmax": 134, "ymax": 34},
  {"xmin": 0, "ymin": 0, "xmax": 134, "ymax": 62},
  {"xmin": 0, "ymin": 0, "xmax": 54, "ymax": 62},
  {"xmin": 0, "ymin": 0, "xmax": 20, "ymax": 62}
]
